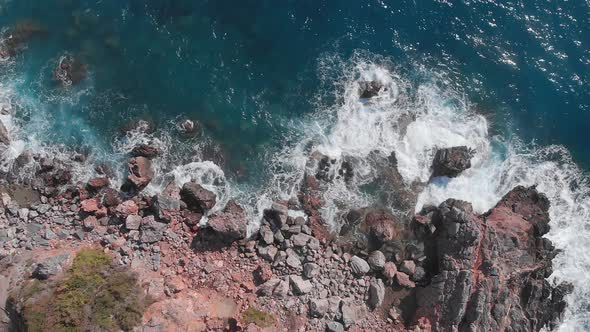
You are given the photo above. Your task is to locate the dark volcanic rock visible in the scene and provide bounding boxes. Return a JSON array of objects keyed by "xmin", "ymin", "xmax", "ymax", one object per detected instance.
[
  {"xmin": 53, "ymin": 54, "xmax": 88, "ymax": 86},
  {"xmin": 121, "ymin": 156, "xmax": 154, "ymax": 193},
  {"xmin": 413, "ymin": 185, "xmax": 570, "ymax": 332},
  {"xmin": 207, "ymin": 200, "xmax": 247, "ymax": 243},
  {"xmin": 431, "ymin": 146, "xmax": 473, "ymax": 178},
  {"xmin": 181, "ymin": 181, "xmax": 216, "ymax": 212},
  {"xmin": 358, "ymin": 81, "xmax": 384, "ymax": 99},
  {"xmin": 0, "ymin": 20, "xmax": 46, "ymax": 58}
]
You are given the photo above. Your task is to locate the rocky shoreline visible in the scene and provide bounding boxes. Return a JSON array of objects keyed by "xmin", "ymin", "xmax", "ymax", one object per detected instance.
[
  {"xmin": 0, "ymin": 131, "xmax": 572, "ymax": 331},
  {"xmin": 0, "ymin": 25, "xmax": 573, "ymax": 331}
]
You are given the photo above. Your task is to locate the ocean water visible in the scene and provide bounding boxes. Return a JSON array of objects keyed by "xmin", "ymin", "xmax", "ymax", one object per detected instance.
[{"xmin": 1, "ymin": 0, "xmax": 589, "ymax": 330}]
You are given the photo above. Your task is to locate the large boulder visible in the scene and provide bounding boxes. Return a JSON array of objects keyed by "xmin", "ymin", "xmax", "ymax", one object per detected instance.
[
  {"xmin": 181, "ymin": 181, "xmax": 216, "ymax": 212},
  {"xmin": 131, "ymin": 143, "xmax": 161, "ymax": 159},
  {"xmin": 362, "ymin": 210, "xmax": 400, "ymax": 247},
  {"xmin": 122, "ymin": 157, "xmax": 154, "ymax": 193},
  {"xmin": 412, "ymin": 186, "xmax": 570, "ymax": 332},
  {"xmin": 206, "ymin": 200, "xmax": 246, "ymax": 243},
  {"xmin": 431, "ymin": 146, "xmax": 473, "ymax": 178}
]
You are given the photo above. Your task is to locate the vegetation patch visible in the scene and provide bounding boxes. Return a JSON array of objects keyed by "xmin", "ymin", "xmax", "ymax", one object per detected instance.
[
  {"xmin": 14, "ymin": 248, "xmax": 147, "ymax": 332},
  {"xmin": 242, "ymin": 307, "xmax": 276, "ymax": 328}
]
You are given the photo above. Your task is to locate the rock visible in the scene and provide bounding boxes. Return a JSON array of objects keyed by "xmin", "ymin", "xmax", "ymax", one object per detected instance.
[
  {"xmin": 125, "ymin": 214, "xmax": 142, "ymax": 230},
  {"xmin": 291, "ymin": 233, "xmax": 311, "ymax": 247},
  {"xmin": 122, "ymin": 156, "xmax": 154, "ymax": 193},
  {"xmin": 140, "ymin": 215, "xmax": 167, "ymax": 244},
  {"xmin": 54, "ymin": 54, "xmax": 87, "ymax": 86},
  {"xmin": 341, "ymin": 301, "xmax": 363, "ymax": 328},
  {"xmin": 362, "ymin": 210, "xmax": 400, "ymax": 247},
  {"xmin": 32, "ymin": 253, "xmax": 70, "ymax": 280},
  {"xmin": 413, "ymin": 186, "xmax": 566, "ymax": 332},
  {"xmin": 131, "ymin": 143, "xmax": 161, "ymax": 159},
  {"xmin": 103, "ymin": 188, "xmax": 122, "ymax": 207},
  {"xmin": 181, "ymin": 181, "xmax": 216, "ymax": 211},
  {"xmin": 152, "ymin": 194, "xmax": 181, "ymax": 221},
  {"xmin": 82, "ymin": 216, "xmax": 97, "ymax": 231},
  {"xmin": 176, "ymin": 118, "xmax": 201, "ymax": 135},
  {"xmin": 253, "ymin": 265, "xmax": 273, "ymax": 285},
  {"xmin": 286, "ymin": 252, "xmax": 302, "ymax": 269},
  {"xmin": 367, "ymin": 278, "xmax": 385, "ymax": 310},
  {"xmin": 399, "ymin": 260, "xmax": 416, "ymax": 276},
  {"xmin": 0, "ymin": 121, "xmax": 10, "ymax": 145},
  {"xmin": 258, "ymin": 245, "xmax": 278, "ymax": 262},
  {"xmin": 80, "ymin": 198, "xmax": 100, "ymax": 213},
  {"xmin": 116, "ymin": 200, "xmax": 139, "ymax": 218},
  {"xmin": 259, "ymin": 225, "xmax": 274, "ymax": 245},
  {"xmin": 431, "ymin": 146, "xmax": 473, "ymax": 178},
  {"xmin": 395, "ymin": 272, "xmax": 415, "ymax": 288},
  {"xmin": 309, "ymin": 298, "xmax": 329, "ymax": 317},
  {"xmin": 263, "ymin": 202, "xmax": 289, "ymax": 230},
  {"xmin": 257, "ymin": 278, "xmax": 280, "ymax": 297},
  {"xmin": 87, "ymin": 177, "xmax": 110, "ymax": 190},
  {"xmin": 350, "ymin": 256, "xmax": 370, "ymax": 276},
  {"xmin": 207, "ymin": 200, "xmax": 246, "ymax": 243},
  {"xmin": 326, "ymin": 321, "xmax": 344, "ymax": 332},
  {"xmin": 303, "ymin": 263, "xmax": 320, "ymax": 279},
  {"xmin": 382, "ymin": 262, "xmax": 397, "ymax": 280},
  {"xmin": 358, "ymin": 81, "xmax": 384, "ymax": 99},
  {"xmin": 367, "ymin": 250, "xmax": 386, "ymax": 270},
  {"xmin": 289, "ymin": 275, "xmax": 312, "ymax": 295}
]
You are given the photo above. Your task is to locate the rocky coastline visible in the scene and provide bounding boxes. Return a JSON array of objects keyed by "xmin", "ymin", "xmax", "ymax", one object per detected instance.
[
  {"xmin": 0, "ymin": 132, "xmax": 572, "ymax": 331},
  {"xmin": 0, "ymin": 25, "xmax": 573, "ymax": 331}
]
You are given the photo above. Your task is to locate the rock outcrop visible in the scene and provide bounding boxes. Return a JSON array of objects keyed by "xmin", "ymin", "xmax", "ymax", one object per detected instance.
[
  {"xmin": 412, "ymin": 185, "xmax": 569, "ymax": 331},
  {"xmin": 431, "ymin": 146, "xmax": 473, "ymax": 178},
  {"xmin": 122, "ymin": 156, "xmax": 154, "ymax": 193}
]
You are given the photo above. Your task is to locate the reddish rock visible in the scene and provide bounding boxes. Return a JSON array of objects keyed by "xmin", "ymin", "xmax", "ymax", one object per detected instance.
[
  {"xmin": 95, "ymin": 206, "xmax": 108, "ymax": 218},
  {"xmin": 382, "ymin": 262, "xmax": 397, "ymax": 280},
  {"xmin": 395, "ymin": 272, "xmax": 415, "ymax": 288},
  {"xmin": 131, "ymin": 143, "xmax": 161, "ymax": 159},
  {"xmin": 122, "ymin": 156, "xmax": 154, "ymax": 193},
  {"xmin": 116, "ymin": 200, "xmax": 139, "ymax": 218},
  {"xmin": 82, "ymin": 216, "xmax": 97, "ymax": 231},
  {"xmin": 413, "ymin": 186, "xmax": 569, "ymax": 332},
  {"xmin": 80, "ymin": 198, "xmax": 100, "ymax": 213},
  {"xmin": 362, "ymin": 210, "xmax": 400, "ymax": 246},
  {"xmin": 87, "ymin": 177, "xmax": 110, "ymax": 191},
  {"xmin": 102, "ymin": 188, "xmax": 122, "ymax": 207}
]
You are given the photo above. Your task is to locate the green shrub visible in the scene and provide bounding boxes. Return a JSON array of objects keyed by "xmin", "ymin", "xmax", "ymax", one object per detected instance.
[
  {"xmin": 20, "ymin": 248, "xmax": 147, "ymax": 332},
  {"xmin": 242, "ymin": 307, "xmax": 276, "ymax": 328}
]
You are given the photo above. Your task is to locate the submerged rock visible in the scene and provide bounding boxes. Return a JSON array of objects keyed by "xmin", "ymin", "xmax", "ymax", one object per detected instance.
[
  {"xmin": 53, "ymin": 54, "xmax": 88, "ymax": 86},
  {"xmin": 431, "ymin": 146, "xmax": 473, "ymax": 178},
  {"xmin": 358, "ymin": 81, "xmax": 384, "ymax": 99}
]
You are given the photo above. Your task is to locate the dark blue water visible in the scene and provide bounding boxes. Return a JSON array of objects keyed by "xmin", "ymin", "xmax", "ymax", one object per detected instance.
[{"xmin": 1, "ymin": 0, "xmax": 589, "ymax": 171}]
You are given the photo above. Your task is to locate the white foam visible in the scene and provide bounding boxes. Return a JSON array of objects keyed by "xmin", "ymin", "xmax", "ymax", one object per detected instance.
[{"xmin": 264, "ymin": 54, "xmax": 589, "ymax": 330}]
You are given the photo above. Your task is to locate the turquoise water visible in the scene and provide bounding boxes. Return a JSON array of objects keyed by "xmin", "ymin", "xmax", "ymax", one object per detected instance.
[{"xmin": 1, "ymin": 1, "xmax": 590, "ymax": 330}]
